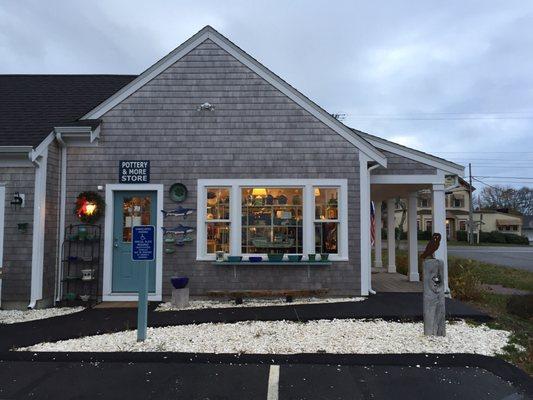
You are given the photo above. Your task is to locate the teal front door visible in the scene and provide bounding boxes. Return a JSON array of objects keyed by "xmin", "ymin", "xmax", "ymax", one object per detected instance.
[{"xmin": 112, "ymin": 191, "xmax": 157, "ymax": 293}]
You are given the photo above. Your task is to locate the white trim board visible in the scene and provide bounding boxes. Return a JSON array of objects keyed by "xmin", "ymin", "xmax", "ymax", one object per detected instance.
[
  {"xmin": 80, "ymin": 26, "xmax": 387, "ymax": 167},
  {"xmin": 370, "ymin": 173, "xmax": 445, "ymax": 185},
  {"xmin": 196, "ymin": 178, "xmax": 349, "ymax": 262},
  {"xmin": 359, "ymin": 133, "xmax": 464, "ymax": 176},
  {"xmin": 102, "ymin": 184, "xmax": 164, "ymax": 302},
  {"xmin": 28, "ymin": 147, "xmax": 48, "ymax": 308}
]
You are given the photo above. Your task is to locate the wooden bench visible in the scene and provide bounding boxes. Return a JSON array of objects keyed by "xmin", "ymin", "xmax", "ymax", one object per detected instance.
[{"xmin": 206, "ymin": 289, "xmax": 329, "ymax": 304}]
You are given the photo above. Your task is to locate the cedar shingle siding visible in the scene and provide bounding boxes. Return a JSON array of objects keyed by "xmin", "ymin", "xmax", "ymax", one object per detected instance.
[
  {"xmin": 373, "ymin": 150, "xmax": 437, "ymax": 175},
  {"xmin": 64, "ymin": 39, "xmax": 363, "ymax": 296},
  {"xmin": 0, "ymin": 167, "xmax": 35, "ymax": 307}
]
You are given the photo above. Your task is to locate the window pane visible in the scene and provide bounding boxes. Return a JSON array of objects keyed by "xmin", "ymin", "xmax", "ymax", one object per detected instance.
[
  {"xmin": 122, "ymin": 196, "xmax": 151, "ymax": 243},
  {"xmin": 315, "ymin": 188, "xmax": 338, "ymax": 220},
  {"xmin": 241, "ymin": 187, "xmax": 303, "ymax": 254},
  {"xmin": 206, "ymin": 222, "xmax": 230, "ymax": 253},
  {"xmin": 206, "ymin": 188, "xmax": 230, "ymax": 220},
  {"xmin": 315, "ymin": 222, "xmax": 338, "ymax": 254}
]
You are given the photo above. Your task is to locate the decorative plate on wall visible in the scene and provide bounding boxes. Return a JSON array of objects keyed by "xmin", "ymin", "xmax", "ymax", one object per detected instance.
[{"xmin": 169, "ymin": 183, "xmax": 188, "ymax": 203}]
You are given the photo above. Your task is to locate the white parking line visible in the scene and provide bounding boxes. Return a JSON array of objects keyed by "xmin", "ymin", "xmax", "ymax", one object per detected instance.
[{"xmin": 267, "ymin": 365, "xmax": 280, "ymax": 400}]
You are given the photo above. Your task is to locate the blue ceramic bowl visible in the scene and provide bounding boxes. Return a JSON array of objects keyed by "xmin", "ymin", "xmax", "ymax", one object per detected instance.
[
  {"xmin": 227, "ymin": 256, "xmax": 242, "ymax": 262},
  {"xmin": 170, "ymin": 277, "xmax": 189, "ymax": 289},
  {"xmin": 249, "ymin": 256, "xmax": 262, "ymax": 263}
]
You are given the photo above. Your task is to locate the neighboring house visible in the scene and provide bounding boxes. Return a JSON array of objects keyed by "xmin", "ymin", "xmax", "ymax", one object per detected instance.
[
  {"xmin": 522, "ymin": 216, "xmax": 533, "ymax": 243},
  {"xmin": 474, "ymin": 209, "xmax": 523, "ymax": 236},
  {"xmin": 395, "ymin": 176, "xmax": 474, "ymax": 240},
  {"xmin": 395, "ymin": 177, "xmax": 523, "ymax": 240},
  {"xmin": 0, "ymin": 26, "xmax": 464, "ymax": 309}
]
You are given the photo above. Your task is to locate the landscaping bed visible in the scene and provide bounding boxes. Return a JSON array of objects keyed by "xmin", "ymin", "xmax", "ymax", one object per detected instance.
[
  {"xmin": 19, "ymin": 319, "xmax": 512, "ymax": 355},
  {"xmin": 391, "ymin": 250, "xmax": 533, "ymax": 374},
  {"xmin": 156, "ymin": 297, "xmax": 365, "ymax": 312},
  {"xmin": 0, "ymin": 307, "xmax": 84, "ymax": 324}
]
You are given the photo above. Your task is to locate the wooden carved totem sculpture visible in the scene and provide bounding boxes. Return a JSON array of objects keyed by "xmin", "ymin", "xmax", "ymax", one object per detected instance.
[{"xmin": 421, "ymin": 233, "xmax": 445, "ymax": 336}]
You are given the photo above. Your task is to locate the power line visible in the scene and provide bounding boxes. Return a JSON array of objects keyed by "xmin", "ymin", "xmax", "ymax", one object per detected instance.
[{"xmin": 476, "ymin": 176, "xmax": 533, "ymax": 180}]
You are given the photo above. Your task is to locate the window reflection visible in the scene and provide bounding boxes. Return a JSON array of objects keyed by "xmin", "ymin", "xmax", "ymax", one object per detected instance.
[{"xmin": 122, "ymin": 196, "xmax": 151, "ymax": 242}]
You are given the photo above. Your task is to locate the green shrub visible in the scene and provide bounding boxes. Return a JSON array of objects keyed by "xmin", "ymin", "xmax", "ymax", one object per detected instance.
[
  {"xmin": 456, "ymin": 231, "xmax": 468, "ymax": 242},
  {"xmin": 504, "ymin": 233, "xmax": 530, "ymax": 245},
  {"xmin": 418, "ymin": 230, "xmax": 432, "ymax": 240},
  {"xmin": 506, "ymin": 295, "xmax": 533, "ymax": 319},
  {"xmin": 480, "ymin": 230, "xmax": 506, "ymax": 244},
  {"xmin": 448, "ymin": 259, "xmax": 483, "ymax": 301}
]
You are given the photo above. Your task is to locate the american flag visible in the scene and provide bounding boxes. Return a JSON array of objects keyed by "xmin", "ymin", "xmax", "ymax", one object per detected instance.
[{"xmin": 370, "ymin": 201, "xmax": 376, "ymax": 246}]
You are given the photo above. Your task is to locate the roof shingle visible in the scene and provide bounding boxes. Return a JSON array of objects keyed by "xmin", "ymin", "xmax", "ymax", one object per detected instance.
[{"xmin": 0, "ymin": 75, "xmax": 136, "ymax": 147}]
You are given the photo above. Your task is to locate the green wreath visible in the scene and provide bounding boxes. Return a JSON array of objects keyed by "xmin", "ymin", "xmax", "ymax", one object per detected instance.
[{"xmin": 74, "ymin": 191, "xmax": 105, "ymax": 223}]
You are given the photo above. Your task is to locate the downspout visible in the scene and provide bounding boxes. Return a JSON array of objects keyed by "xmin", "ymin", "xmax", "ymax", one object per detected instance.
[
  {"xmin": 54, "ymin": 133, "xmax": 67, "ymax": 303},
  {"xmin": 367, "ymin": 163, "xmax": 380, "ymax": 295},
  {"xmin": 28, "ymin": 148, "xmax": 48, "ymax": 309}
]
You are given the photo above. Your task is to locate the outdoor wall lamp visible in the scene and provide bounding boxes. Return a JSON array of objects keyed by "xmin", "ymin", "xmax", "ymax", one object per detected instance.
[{"xmin": 10, "ymin": 192, "xmax": 25, "ymax": 209}]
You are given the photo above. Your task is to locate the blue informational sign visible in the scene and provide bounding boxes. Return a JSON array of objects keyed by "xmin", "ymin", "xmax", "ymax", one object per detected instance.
[{"xmin": 132, "ymin": 225, "xmax": 155, "ymax": 262}]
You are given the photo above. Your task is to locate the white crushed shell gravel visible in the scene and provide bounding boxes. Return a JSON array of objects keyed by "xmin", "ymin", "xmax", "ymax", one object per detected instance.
[
  {"xmin": 156, "ymin": 297, "xmax": 366, "ymax": 312},
  {"xmin": 19, "ymin": 319, "xmax": 512, "ymax": 356},
  {"xmin": 0, "ymin": 307, "xmax": 84, "ymax": 324}
]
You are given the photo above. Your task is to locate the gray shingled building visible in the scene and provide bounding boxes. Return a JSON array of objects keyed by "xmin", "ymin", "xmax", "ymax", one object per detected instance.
[{"xmin": 0, "ymin": 26, "xmax": 463, "ymax": 309}]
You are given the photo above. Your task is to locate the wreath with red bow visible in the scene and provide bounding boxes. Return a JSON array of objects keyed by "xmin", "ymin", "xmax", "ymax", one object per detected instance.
[{"xmin": 74, "ymin": 191, "xmax": 105, "ymax": 223}]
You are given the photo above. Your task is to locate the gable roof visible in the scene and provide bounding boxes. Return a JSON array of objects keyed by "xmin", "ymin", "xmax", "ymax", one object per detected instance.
[
  {"xmin": 351, "ymin": 128, "xmax": 464, "ymax": 176},
  {"xmin": 81, "ymin": 26, "xmax": 387, "ymax": 166},
  {"xmin": 0, "ymin": 75, "xmax": 136, "ymax": 147}
]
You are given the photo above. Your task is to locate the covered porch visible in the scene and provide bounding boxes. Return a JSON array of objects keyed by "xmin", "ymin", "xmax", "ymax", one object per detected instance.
[{"xmin": 367, "ymin": 173, "xmax": 450, "ymax": 294}]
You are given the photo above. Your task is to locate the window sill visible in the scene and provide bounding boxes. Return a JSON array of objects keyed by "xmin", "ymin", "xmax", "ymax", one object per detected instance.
[{"xmin": 211, "ymin": 261, "xmax": 332, "ymax": 266}]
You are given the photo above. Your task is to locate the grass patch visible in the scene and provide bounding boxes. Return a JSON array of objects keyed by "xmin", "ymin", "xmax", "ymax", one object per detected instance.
[{"xmin": 382, "ymin": 249, "xmax": 533, "ymax": 374}]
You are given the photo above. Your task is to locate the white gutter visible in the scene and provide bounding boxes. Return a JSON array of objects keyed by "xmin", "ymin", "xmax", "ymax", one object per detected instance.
[{"xmin": 54, "ymin": 133, "xmax": 67, "ymax": 303}]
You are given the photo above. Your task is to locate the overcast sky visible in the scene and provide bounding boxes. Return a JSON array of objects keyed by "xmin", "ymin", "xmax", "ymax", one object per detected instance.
[{"xmin": 1, "ymin": 1, "xmax": 532, "ymax": 188}]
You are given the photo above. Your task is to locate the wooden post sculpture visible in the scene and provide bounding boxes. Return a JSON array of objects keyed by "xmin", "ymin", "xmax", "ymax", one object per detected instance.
[{"xmin": 420, "ymin": 233, "xmax": 446, "ymax": 336}]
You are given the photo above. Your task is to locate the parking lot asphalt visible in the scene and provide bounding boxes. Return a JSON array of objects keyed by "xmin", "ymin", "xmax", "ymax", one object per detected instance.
[{"xmin": 0, "ymin": 355, "xmax": 530, "ymax": 400}]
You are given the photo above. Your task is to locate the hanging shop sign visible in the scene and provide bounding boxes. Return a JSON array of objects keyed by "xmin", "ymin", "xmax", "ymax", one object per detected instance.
[{"xmin": 119, "ymin": 160, "xmax": 150, "ymax": 183}]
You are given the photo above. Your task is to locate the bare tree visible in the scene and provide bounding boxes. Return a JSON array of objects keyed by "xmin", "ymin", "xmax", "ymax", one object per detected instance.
[{"xmin": 477, "ymin": 185, "xmax": 533, "ymax": 215}]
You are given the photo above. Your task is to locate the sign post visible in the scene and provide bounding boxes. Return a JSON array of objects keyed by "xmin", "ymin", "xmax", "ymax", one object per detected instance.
[{"xmin": 132, "ymin": 225, "xmax": 155, "ymax": 342}]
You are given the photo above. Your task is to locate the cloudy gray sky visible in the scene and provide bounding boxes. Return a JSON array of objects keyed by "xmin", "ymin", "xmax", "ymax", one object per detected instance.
[{"xmin": 1, "ymin": 0, "xmax": 532, "ymax": 188}]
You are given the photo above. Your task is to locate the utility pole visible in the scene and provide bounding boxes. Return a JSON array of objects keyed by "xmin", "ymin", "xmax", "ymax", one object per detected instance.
[{"xmin": 468, "ymin": 163, "xmax": 474, "ymax": 245}]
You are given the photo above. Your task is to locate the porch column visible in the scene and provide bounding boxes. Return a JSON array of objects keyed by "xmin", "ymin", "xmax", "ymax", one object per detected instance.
[
  {"xmin": 432, "ymin": 184, "xmax": 449, "ymax": 293},
  {"xmin": 408, "ymin": 192, "xmax": 419, "ymax": 281},
  {"xmin": 374, "ymin": 201, "xmax": 383, "ymax": 268},
  {"xmin": 386, "ymin": 198, "xmax": 396, "ymax": 273}
]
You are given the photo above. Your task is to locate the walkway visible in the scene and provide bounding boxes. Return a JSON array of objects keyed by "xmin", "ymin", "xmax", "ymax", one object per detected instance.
[{"xmin": 372, "ymin": 269, "xmax": 423, "ymax": 292}]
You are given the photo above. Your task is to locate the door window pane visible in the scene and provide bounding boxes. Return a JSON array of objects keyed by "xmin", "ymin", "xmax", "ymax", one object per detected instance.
[
  {"xmin": 241, "ymin": 187, "xmax": 303, "ymax": 254},
  {"xmin": 122, "ymin": 196, "xmax": 151, "ymax": 242}
]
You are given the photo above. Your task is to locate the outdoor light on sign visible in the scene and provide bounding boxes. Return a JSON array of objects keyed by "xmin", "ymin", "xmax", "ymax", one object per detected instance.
[{"xmin": 119, "ymin": 160, "xmax": 150, "ymax": 183}]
